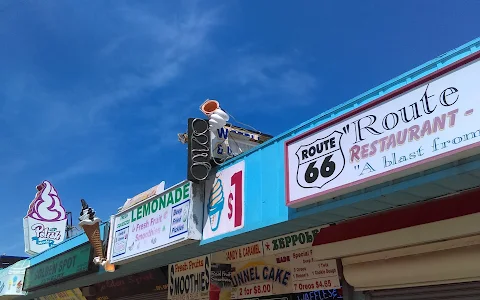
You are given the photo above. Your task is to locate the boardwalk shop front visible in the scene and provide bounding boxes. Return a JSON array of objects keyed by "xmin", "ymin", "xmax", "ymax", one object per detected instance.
[{"xmin": 198, "ymin": 38, "xmax": 480, "ymax": 299}]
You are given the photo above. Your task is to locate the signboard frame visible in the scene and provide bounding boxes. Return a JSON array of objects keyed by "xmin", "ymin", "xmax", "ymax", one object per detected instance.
[
  {"xmin": 107, "ymin": 180, "xmax": 204, "ymax": 265},
  {"xmin": 285, "ymin": 51, "xmax": 480, "ymax": 208},
  {"xmin": 23, "ymin": 242, "xmax": 97, "ymax": 291}
]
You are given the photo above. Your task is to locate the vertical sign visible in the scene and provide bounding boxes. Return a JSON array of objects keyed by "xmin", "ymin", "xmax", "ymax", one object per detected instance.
[
  {"xmin": 168, "ymin": 255, "xmax": 211, "ymax": 300},
  {"xmin": 187, "ymin": 118, "xmax": 212, "ymax": 183},
  {"xmin": 23, "ymin": 180, "xmax": 68, "ymax": 255},
  {"xmin": 203, "ymin": 160, "xmax": 245, "ymax": 240}
]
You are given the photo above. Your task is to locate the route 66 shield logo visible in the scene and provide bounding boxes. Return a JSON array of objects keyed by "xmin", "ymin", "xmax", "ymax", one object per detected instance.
[{"xmin": 295, "ymin": 131, "xmax": 345, "ymax": 190}]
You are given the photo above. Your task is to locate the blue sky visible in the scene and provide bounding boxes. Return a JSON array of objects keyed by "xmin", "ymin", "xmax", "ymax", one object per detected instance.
[{"xmin": 0, "ymin": 0, "xmax": 479, "ymax": 256}]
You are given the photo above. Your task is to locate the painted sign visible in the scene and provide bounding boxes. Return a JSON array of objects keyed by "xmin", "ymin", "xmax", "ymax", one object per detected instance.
[
  {"xmin": 211, "ymin": 226, "xmax": 338, "ymax": 298},
  {"xmin": 23, "ymin": 243, "xmax": 94, "ymax": 291},
  {"xmin": 168, "ymin": 255, "xmax": 211, "ymax": 300},
  {"xmin": 109, "ymin": 181, "xmax": 203, "ymax": 264},
  {"xmin": 230, "ymin": 257, "xmax": 291, "ymax": 299},
  {"xmin": 0, "ymin": 274, "xmax": 25, "ymax": 297},
  {"xmin": 286, "ymin": 56, "xmax": 480, "ymax": 207},
  {"xmin": 0, "ymin": 259, "xmax": 29, "ymax": 297},
  {"xmin": 227, "ymin": 249, "xmax": 339, "ymax": 298},
  {"xmin": 263, "ymin": 227, "xmax": 325, "ymax": 256},
  {"xmin": 212, "ymin": 241, "xmax": 264, "ymax": 264},
  {"xmin": 203, "ymin": 160, "xmax": 245, "ymax": 240},
  {"xmin": 23, "ymin": 180, "xmax": 68, "ymax": 255},
  {"xmin": 38, "ymin": 288, "xmax": 87, "ymax": 300}
]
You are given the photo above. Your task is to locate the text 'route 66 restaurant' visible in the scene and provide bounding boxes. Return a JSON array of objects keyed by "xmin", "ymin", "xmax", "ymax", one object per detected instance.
[{"xmin": 191, "ymin": 37, "xmax": 480, "ymax": 300}]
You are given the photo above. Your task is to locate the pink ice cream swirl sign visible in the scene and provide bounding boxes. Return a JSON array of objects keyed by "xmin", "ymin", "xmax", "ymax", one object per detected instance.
[{"xmin": 23, "ymin": 180, "xmax": 68, "ymax": 255}]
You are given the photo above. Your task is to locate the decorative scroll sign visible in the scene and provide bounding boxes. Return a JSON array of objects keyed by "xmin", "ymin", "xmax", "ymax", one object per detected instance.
[{"xmin": 187, "ymin": 118, "xmax": 212, "ymax": 183}]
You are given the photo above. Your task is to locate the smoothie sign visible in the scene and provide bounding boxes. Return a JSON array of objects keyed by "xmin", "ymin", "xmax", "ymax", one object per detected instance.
[
  {"xmin": 286, "ymin": 56, "xmax": 480, "ymax": 207},
  {"xmin": 168, "ymin": 255, "xmax": 211, "ymax": 300},
  {"xmin": 109, "ymin": 181, "xmax": 195, "ymax": 264}
]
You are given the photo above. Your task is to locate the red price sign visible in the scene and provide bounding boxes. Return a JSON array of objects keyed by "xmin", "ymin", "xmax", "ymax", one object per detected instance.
[
  {"xmin": 316, "ymin": 279, "xmax": 333, "ymax": 289},
  {"xmin": 237, "ymin": 283, "xmax": 273, "ymax": 298}
]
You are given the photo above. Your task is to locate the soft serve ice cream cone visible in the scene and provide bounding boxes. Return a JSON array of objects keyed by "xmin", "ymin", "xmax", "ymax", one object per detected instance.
[
  {"xmin": 79, "ymin": 199, "xmax": 104, "ymax": 263},
  {"xmin": 207, "ymin": 177, "xmax": 225, "ymax": 231}
]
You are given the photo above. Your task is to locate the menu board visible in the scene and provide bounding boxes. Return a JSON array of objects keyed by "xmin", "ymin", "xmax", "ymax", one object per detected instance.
[{"xmin": 285, "ymin": 249, "xmax": 340, "ymax": 293}]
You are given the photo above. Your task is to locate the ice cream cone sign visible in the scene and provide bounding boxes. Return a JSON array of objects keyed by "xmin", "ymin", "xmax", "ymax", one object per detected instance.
[
  {"xmin": 79, "ymin": 199, "xmax": 115, "ymax": 272},
  {"xmin": 199, "ymin": 99, "xmax": 230, "ymax": 130},
  {"xmin": 24, "ymin": 180, "xmax": 68, "ymax": 255}
]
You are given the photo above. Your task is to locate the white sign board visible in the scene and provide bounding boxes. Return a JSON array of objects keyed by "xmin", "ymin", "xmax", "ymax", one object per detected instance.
[
  {"xmin": 286, "ymin": 55, "xmax": 480, "ymax": 207},
  {"xmin": 211, "ymin": 126, "xmax": 263, "ymax": 161},
  {"xmin": 203, "ymin": 160, "xmax": 245, "ymax": 240},
  {"xmin": 23, "ymin": 180, "xmax": 67, "ymax": 255},
  {"xmin": 168, "ymin": 254, "xmax": 211, "ymax": 300},
  {"xmin": 209, "ymin": 226, "xmax": 339, "ymax": 298},
  {"xmin": 108, "ymin": 181, "xmax": 203, "ymax": 264}
]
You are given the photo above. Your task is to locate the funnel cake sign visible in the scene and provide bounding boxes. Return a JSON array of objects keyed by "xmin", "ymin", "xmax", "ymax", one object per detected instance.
[
  {"xmin": 23, "ymin": 180, "xmax": 67, "ymax": 255},
  {"xmin": 286, "ymin": 54, "xmax": 480, "ymax": 207}
]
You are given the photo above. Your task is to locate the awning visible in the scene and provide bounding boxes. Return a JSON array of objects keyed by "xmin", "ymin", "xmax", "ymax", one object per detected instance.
[
  {"xmin": 311, "ymin": 188, "xmax": 480, "ymax": 290},
  {"xmin": 0, "ymin": 259, "xmax": 30, "ymax": 298}
]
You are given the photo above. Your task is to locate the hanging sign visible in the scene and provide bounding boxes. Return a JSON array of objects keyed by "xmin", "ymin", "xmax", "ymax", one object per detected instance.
[
  {"xmin": 168, "ymin": 255, "xmax": 211, "ymax": 300},
  {"xmin": 23, "ymin": 180, "xmax": 68, "ymax": 255},
  {"xmin": 212, "ymin": 241, "xmax": 264, "ymax": 264},
  {"xmin": 203, "ymin": 160, "xmax": 245, "ymax": 240},
  {"xmin": 108, "ymin": 181, "xmax": 203, "ymax": 264},
  {"xmin": 187, "ymin": 118, "xmax": 212, "ymax": 183},
  {"xmin": 23, "ymin": 243, "xmax": 95, "ymax": 291},
  {"xmin": 286, "ymin": 55, "xmax": 480, "ymax": 207}
]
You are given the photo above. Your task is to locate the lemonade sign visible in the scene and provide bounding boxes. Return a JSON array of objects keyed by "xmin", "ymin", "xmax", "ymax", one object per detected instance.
[{"xmin": 109, "ymin": 181, "xmax": 202, "ymax": 264}]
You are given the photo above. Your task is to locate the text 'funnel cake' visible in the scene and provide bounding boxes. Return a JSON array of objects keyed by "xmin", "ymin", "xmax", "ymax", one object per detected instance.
[
  {"xmin": 79, "ymin": 199, "xmax": 104, "ymax": 261},
  {"xmin": 207, "ymin": 177, "xmax": 225, "ymax": 231}
]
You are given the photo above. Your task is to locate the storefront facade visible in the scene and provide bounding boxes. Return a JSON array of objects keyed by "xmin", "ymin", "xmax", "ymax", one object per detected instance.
[{"xmin": 13, "ymin": 37, "xmax": 480, "ymax": 299}]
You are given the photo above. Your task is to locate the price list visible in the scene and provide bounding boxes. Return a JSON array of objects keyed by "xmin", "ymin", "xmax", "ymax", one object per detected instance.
[{"xmin": 287, "ymin": 249, "xmax": 340, "ymax": 292}]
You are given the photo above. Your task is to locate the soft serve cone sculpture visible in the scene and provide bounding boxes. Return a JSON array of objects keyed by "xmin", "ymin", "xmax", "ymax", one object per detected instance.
[
  {"xmin": 79, "ymin": 199, "xmax": 105, "ymax": 265},
  {"xmin": 207, "ymin": 177, "xmax": 225, "ymax": 231},
  {"xmin": 199, "ymin": 99, "xmax": 230, "ymax": 130}
]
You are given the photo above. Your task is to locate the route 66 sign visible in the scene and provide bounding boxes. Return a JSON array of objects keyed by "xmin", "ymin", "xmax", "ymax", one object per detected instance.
[{"xmin": 295, "ymin": 131, "xmax": 345, "ymax": 190}]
